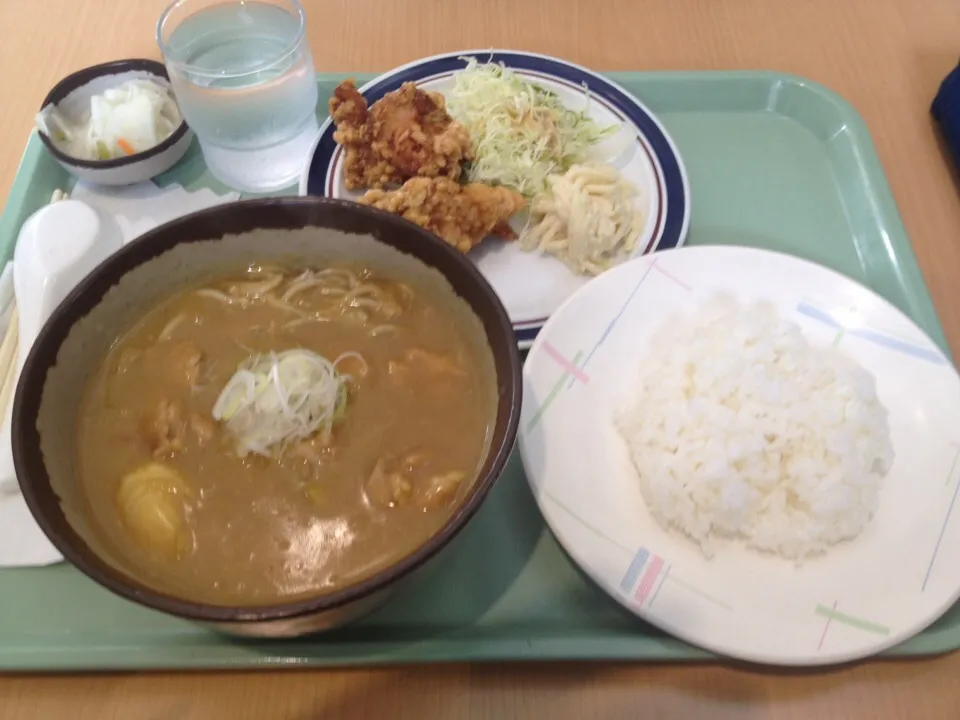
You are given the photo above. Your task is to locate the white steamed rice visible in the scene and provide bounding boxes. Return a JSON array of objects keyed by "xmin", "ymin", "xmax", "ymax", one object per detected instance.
[{"xmin": 614, "ymin": 294, "xmax": 894, "ymax": 561}]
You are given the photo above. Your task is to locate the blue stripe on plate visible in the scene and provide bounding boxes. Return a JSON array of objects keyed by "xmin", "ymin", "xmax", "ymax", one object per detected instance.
[
  {"xmin": 797, "ymin": 301, "xmax": 947, "ymax": 364},
  {"xmin": 516, "ymin": 325, "xmax": 541, "ymax": 347}
]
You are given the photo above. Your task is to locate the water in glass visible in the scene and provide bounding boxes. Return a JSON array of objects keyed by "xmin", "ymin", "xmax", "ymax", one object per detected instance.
[{"xmin": 159, "ymin": 0, "xmax": 319, "ymax": 192}]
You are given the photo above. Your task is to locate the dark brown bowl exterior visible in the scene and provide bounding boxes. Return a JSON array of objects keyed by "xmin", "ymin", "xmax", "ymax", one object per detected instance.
[{"xmin": 12, "ymin": 197, "xmax": 522, "ymax": 637}]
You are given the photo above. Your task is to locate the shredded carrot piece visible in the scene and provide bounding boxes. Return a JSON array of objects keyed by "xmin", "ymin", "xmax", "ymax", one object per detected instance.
[{"xmin": 117, "ymin": 138, "xmax": 135, "ymax": 156}]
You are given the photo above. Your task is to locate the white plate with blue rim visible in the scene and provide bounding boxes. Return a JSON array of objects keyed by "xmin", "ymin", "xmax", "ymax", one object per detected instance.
[
  {"xmin": 519, "ymin": 244, "xmax": 960, "ymax": 665},
  {"xmin": 300, "ymin": 50, "xmax": 691, "ymax": 349}
]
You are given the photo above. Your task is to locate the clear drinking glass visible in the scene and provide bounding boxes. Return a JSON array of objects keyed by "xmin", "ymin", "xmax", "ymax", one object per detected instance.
[{"xmin": 157, "ymin": 0, "xmax": 319, "ymax": 192}]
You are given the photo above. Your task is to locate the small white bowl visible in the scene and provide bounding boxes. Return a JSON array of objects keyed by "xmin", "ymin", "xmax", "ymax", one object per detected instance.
[{"xmin": 37, "ymin": 59, "xmax": 193, "ymax": 186}]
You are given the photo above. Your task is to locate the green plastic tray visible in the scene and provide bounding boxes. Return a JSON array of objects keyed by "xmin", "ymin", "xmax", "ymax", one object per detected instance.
[{"xmin": 0, "ymin": 71, "xmax": 956, "ymax": 671}]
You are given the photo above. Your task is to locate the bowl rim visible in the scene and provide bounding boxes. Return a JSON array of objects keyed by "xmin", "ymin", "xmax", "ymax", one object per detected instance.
[
  {"xmin": 13, "ymin": 196, "xmax": 523, "ymax": 624},
  {"xmin": 37, "ymin": 58, "xmax": 191, "ymax": 171}
]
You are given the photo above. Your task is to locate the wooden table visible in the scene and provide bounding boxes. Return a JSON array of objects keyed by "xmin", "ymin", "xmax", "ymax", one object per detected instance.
[{"xmin": 2, "ymin": 0, "xmax": 960, "ymax": 717}]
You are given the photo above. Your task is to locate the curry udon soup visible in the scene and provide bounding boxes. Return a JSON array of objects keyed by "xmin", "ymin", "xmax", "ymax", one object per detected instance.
[{"xmin": 76, "ymin": 263, "xmax": 497, "ymax": 606}]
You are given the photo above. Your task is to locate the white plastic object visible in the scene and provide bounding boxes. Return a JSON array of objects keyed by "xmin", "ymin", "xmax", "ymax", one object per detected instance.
[{"xmin": 0, "ymin": 199, "xmax": 123, "ymax": 494}]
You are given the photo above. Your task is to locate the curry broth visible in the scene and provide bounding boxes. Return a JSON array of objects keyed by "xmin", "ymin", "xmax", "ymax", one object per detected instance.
[{"xmin": 76, "ymin": 264, "xmax": 495, "ymax": 606}]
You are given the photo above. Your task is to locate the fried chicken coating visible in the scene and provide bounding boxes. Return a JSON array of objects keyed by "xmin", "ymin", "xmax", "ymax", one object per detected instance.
[
  {"xmin": 329, "ymin": 80, "xmax": 473, "ymax": 190},
  {"xmin": 358, "ymin": 177, "xmax": 525, "ymax": 252}
]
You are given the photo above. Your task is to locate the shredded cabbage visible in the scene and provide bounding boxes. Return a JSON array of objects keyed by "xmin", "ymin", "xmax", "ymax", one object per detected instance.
[
  {"xmin": 446, "ymin": 57, "xmax": 620, "ymax": 198},
  {"xmin": 212, "ymin": 349, "xmax": 357, "ymax": 458}
]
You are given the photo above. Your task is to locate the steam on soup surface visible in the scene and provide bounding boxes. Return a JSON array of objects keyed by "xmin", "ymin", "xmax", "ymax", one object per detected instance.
[{"xmin": 77, "ymin": 263, "xmax": 496, "ymax": 606}]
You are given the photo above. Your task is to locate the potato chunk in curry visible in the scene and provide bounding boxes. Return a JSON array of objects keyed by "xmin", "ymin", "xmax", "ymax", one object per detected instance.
[{"xmin": 116, "ymin": 463, "xmax": 194, "ymax": 560}]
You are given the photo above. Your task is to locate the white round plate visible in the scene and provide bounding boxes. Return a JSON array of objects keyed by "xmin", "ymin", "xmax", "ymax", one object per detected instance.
[
  {"xmin": 300, "ymin": 50, "xmax": 691, "ymax": 348},
  {"xmin": 519, "ymin": 245, "xmax": 960, "ymax": 665}
]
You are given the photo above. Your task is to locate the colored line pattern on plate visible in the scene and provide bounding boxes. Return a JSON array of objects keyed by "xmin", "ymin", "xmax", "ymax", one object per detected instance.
[
  {"xmin": 620, "ymin": 548, "xmax": 651, "ymax": 592},
  {"xmin": 526, "ymin": 349, "xmax": 584, "ymax": 432},
  {"xmin": 651, "ymin": 261, "xmax": 692, "ymax": 291},
  {"xmin": 542, "ymin": 341, "xmax": 590, "ymax": 384},
  {"xmin": 567, "ymin": 259, "xmax": 658, "ymax": 390},
  {"xmin": 664, "ymin": 574, "xmax": 733, "ymax": 611},
  {"xmin": 817, "ymin": 600, "xmax": 837, "ymax": 651},
  {"xmin": 815, "ymin": 602, "xmax": 890, "ymax": 640},
  {"xmin": 619, "ymin": 547, "xmax": 730, "ymax": 611},
  {"xmin": 619, "ymin": 548, "xmax": 666, "ymax": 608},
  {"xmin": 634, "ymin": 554, "xmax": 665, "ymax": 605},
  {"xmin": 566, "ymin": 258, "xmax": 693, "ymax": 390},
  {"xmin": 945, "ymin": 443, "xmax": 960, "ymax": 487},
  {"xmin": 542, "ymin": 490, "xmax": 633, "ymax": 555},
  {"xmin": 922, "ymin": 444, "xmax": 960, "ymax": 591},
  {"xmin": 647, "ymin": 565, "xmax": 671, "ymax": 608},
  {"xmin": 796, "ymin": 301, "xmax": 946, "ymax": 365}
]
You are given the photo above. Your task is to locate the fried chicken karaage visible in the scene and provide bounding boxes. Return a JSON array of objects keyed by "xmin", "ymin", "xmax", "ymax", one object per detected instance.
[
  {"xmin": 358, "ymin": 177, "xmax": 526, "ymax": 253},
  {"xmin": 329, "ymin": 80, "xmax": 473, "ymax": 190}
]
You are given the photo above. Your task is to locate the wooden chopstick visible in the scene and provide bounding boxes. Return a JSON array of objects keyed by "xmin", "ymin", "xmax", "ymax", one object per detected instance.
[
  {"xmin": 0, "ymin": 305, "xmax": 19, "ymax": 415},
  {"xmin": 0, "ymin": 338, "xmax": 17, "ymax": 416}
]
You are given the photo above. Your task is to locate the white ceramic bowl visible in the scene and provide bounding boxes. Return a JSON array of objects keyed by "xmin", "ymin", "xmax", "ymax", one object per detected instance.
[{"xmin": 37, "ymin": 59, "xmax": 193, "ymax": 186}]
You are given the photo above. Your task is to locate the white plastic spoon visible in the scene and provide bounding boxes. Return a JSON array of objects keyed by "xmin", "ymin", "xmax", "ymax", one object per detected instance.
[{"xmin": 0, "ymin": 199, "xmax": 122, "ymax": 495}]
